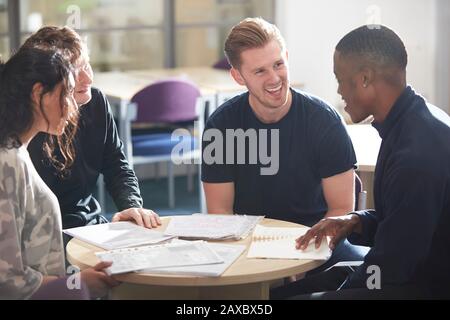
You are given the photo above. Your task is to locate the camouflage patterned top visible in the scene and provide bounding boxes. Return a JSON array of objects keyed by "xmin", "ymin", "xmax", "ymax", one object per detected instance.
[{"xmin": 0, "ymin": 146, "xmax": 65, "ymax": 299}]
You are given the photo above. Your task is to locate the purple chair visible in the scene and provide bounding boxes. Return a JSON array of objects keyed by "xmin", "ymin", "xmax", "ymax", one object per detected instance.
[
  {"xmin": 130, "ymin": 79, "xmax": 201, "ymax": 208},
  {"xmin": 132, "ymin": 79, "xmax": 200, "ymax": 124},
  {"xmin": 212, "ymin": 57, "xmax": 231, "ymax": 70}
]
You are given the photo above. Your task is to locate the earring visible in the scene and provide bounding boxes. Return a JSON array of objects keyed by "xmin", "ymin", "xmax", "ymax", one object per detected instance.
[{"xmin": 363, "ymin": 83, "xmax": 368, "ymax": 88}]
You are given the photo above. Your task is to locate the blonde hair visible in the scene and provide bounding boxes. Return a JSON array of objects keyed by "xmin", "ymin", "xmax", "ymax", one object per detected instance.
[{"xmin": 224, "ymin": 17, "xmax": 286, "ymax": 69}]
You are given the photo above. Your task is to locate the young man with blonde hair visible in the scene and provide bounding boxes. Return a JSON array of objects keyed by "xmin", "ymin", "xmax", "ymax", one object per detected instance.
[{"xmin": 202, "ymin": 18, "xmax": 368, "ymax": 273}]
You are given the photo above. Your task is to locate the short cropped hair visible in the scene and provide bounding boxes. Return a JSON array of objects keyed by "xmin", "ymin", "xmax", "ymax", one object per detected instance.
[
  {"xmin": 224, "ymin": 17, "xmax": 286, "ymax": 69},
  {"xmin": 336, "ymin": 25, "xmax": 407, "ymax": 71}
]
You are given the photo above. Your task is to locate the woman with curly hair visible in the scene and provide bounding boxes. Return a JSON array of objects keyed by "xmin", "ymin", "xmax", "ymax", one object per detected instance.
[{"xmin": 0, "ymin": 48, "xmax": 119, "ymax": 299}]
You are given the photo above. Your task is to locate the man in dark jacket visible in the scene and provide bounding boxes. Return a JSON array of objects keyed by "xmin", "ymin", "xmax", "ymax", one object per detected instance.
[{"xmin": 273, "ymin": 25, "xmax": 450, "ymax": 299}]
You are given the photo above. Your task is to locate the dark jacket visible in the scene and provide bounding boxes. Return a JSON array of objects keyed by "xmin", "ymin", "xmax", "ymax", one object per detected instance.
[
  {"xmin": 28, "ymin": 87, "xmax": 143, "ymax": 228},
  {"xmin": 345, "ymin": 86, "xmax": 450, "ymax": 298}
]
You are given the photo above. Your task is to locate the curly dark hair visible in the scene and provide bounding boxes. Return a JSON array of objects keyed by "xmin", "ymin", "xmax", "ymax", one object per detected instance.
[
  {"xmin": 0, "ymin": 48, "xmax": 79, "ymax": 175},
  {"xmin": 20, "ymin": 26, "xmax": 87, "ymax": 177}
]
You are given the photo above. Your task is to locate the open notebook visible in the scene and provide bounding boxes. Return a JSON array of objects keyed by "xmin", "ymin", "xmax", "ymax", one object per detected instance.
[
  {"xmin": 246, "ymin": 225, "xmax": 331, "ymax": 260},
  {"xmin": 63, "ymin": 221, "xmax": 174, "ymax": 250},
  {"xmin": 96, "ymin": 241, "xmax": 224, "ymax": 275}
]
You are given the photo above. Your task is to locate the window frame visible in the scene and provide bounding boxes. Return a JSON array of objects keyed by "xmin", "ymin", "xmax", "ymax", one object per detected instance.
[{"xmin": 7, "ymin": 0, "xmax": 275, "ymax": 68}]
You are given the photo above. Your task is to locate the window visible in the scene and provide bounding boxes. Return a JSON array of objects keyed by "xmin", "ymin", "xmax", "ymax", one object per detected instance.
[
  {"xmin": 20, "ymin": 0, "xmax": 165, "ymax": 71},
  {"xmin": 175, "ymin": 0, "xmax": 274, "ymax": 67},
  {"xmin": 0, "ymin": 0, "xmax": 8, "ymax": 59},
  {"xmin": 11, "ymin": 0, "xmax": 274, "ymax": 70}
]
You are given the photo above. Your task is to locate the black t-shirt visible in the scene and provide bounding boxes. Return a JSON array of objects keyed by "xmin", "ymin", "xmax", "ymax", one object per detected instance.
[{"xmin": 201, "ymin": 89, "xmax": 356, "ymax": 226}]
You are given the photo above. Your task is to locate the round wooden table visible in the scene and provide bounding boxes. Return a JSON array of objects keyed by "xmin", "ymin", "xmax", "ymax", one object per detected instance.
[{"xmin": 66, "ymin": 217, "xmax": 325, "ymax": 300}]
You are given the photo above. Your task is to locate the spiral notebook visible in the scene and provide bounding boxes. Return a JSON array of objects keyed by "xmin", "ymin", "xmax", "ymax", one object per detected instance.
[
  {"xmin": 96, "ymin": 240, "xmax": 224, "ymax": 275},
  {"xmin": 246, "ymin": 225, "xmax": 331, "ymax": 260}
]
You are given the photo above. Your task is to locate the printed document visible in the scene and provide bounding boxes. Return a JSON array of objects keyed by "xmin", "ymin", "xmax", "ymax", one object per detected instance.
[
  {"xmin": 96, "ymin": 241, "xmax": 224, "ymax": 275},
  {"xmin": 63, "ymin": 221, "xmax": 174, "ymax": 250}
]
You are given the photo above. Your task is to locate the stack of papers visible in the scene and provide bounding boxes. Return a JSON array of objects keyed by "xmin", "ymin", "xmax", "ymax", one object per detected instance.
[
  {"xmin": 96, "ymin": 241, "xmax": 224, "ymax": 275},
  {"xmin": 164, "ymin": 214, "xmax": 264, "ymax": 240},
  {"xmin": 246, "ymin": 225, "xmax": 331, "ymax": 260},
  {"xmin": 63, "ymin": 221, "xmax": 174, "ymax": 250},
  {"xmin": 140, "ymin": 240, "xmax": 246, "ymax": 277}
]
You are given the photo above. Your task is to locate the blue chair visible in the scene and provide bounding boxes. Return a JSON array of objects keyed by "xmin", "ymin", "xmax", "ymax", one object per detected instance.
[{"xmin": 130, "ymin": 79, "xmax": 201, "ymax": 208}]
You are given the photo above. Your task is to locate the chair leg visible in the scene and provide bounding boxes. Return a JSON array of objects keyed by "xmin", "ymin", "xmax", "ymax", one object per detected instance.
[
  {"xmin": 198, "ymin": 165, "xmax": 207, "ymax": 214},
  {"xmin": 155, "ymin": 162, "xmax": 160, "ymax": 180},
  {"xmin": 168, "ymin": 162, "xmax": 175, "ymax": 208},
  {"xmin": 97, "ymin": 174, "xmax": 105, "ymax": 213},
  {"xmin": 358, "ymin": 191, "xmax": 367, "ymax": 210},
  {"xmin": 187, "ymin": 164, "xmax": 194, "ymax": 193}
]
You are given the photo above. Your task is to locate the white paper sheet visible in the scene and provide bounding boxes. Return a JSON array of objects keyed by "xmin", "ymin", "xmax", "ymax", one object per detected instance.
[
  {"xmin": 96, "ymin": 241, "xmax": 224, "ymax": 275},
  {"xmin": 164, "ymin": 214, "xmax": 263, "ymax": 240},
  {"xmin": 140, "ymin": 241, "xmax": 246, "ymax": 276},
  {"xmin": 63, "ymin": 221, "xmax": 174, "ymax": 250}
]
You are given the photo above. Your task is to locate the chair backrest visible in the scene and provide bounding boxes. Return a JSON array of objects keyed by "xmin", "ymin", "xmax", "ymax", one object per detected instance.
[
  {"xmin": 131, "ymin": 79, "xmax": 201, "ymax": 124},
  {"xmin": 355, "ymin": 173, "xmax": 367, "ymax": 210},
  {"xmin": 212, "ymin": 57, "xmax": 231, "ymax": 70}
]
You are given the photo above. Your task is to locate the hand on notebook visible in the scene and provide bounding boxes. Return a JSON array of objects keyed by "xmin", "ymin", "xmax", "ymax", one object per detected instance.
[
  {"xmin": 112, "ymin": 208, "xmax": 162, "ymax": 228},
  {"xmin": 295, "ymin": 214, "xmax": 362, "ymax": 251},
  {"xmin": 80, "ymin": 261, "xmax": 121, "ymax": 298}
]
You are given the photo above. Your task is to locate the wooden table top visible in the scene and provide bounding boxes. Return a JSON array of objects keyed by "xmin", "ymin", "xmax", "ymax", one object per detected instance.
[{"xmin": 66, "ymin": 217, "xmax": 324, "ymax": 287}]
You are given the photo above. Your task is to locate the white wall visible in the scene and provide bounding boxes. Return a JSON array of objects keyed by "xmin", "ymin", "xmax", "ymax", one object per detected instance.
[
  {"xmin": 276, "ymin": 0, "xmax": 439, "ymax": 114},
  {"xmin": 435, "ymin": 0, "xmax": 450, "ymax": 114}
]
